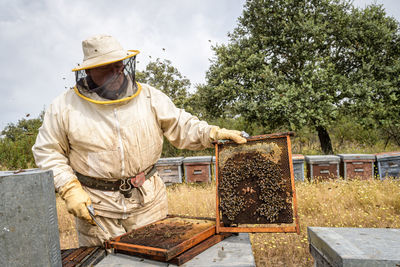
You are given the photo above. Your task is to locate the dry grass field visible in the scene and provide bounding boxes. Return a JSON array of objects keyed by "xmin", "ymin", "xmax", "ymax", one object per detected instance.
[{"xmin": 57, "ymin": 179, "xmax": 400, "ymax": 266}]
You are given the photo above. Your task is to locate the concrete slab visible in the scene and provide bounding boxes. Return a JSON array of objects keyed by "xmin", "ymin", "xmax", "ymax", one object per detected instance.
[
  {"xmin": 308, "ymin": 227, "xmax": 400, "ymax": 267},
  {"xmin": 0, "ymin": 169, "xmax": 61, "ymax": 267},
  {"xmin": 96, "ymin": 233, "xmax": 255, "ymax": 266}
]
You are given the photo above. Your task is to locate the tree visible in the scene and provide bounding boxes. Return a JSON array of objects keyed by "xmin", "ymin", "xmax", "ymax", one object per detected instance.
[
  {"xmin": 136, "ymin": 58, "xmax": 205, "ymax": 157},
  {"xmin": 0, "ymin": 112, "xmax": 44, "ymax": 169},
  {"xmin": 347, "ymin": 6, "xmax": 400, "ymax": 146},
  {"xmin": 136, "ymin": 58, "xmax": 192, "ymax": 110},
  {"xmin": 194, "ymin": 0, "xmax": 400, "ymax": 154},
  {"xmin": 1, "ymin": 112, "xmax": 44, "ymax": 141}
]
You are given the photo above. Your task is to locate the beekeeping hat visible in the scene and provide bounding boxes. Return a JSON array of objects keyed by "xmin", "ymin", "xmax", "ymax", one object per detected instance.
[{"xmin": 72, "ymin": 34, "xmax": 139, "ymax": 71}]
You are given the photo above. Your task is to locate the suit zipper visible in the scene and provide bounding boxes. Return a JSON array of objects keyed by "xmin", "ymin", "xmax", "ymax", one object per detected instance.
[
  {"xmin": 114, "ymin": 108, "xmax": 125, "ymax": 177},
  {"xmin": 114, "ymin": 108, "xmax": 127, "ymax": 218}
]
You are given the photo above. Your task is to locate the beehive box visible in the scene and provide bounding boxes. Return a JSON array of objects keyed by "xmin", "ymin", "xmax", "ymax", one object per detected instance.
[
  {"xmin": 155, "ymin": 157, "xmax": 184, "ymax": 185},
  {"xmin": 375, "ymin": 152, "xmax": 400, "ymax": 180},
  {"xmin": 215, "ymin": 133, "xmax": 299, "ymax": 233},
  {"xmin": 292, "ymin": 154, "xmax": 305, "ymax": 181},
  {"xmin": 0, "ymin": 169, "xmax": 61, "ymax": 267},
  {"xmin": 105, "ymin": 216, "xmax": 219, "ymax": 263},
  {"xmin": 337, "ymin": 154, "xmax": 375, "ymax": 180},
  {"xmin": 211, "ymin": 156, "xmax": 216, "ymax": 180},
  {"xmin": 61, "ymin": 247, "xmax": 106, "ymax": 266},
  {"xmin": 183, "ymin": 156, "xmax": 213, "ymax": 183},
  {"xmin": 308, "ymin": 227, "xmax": 400, "ymax": 266},
  {"xmin": 305, "ymin": 155, "xmax": 340, "ymax": 181}
]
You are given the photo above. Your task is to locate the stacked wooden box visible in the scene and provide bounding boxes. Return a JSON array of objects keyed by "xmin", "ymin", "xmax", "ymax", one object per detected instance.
[
  {"xmin": 305, "ymin": 155, "xmax": 340, "ymax": 181},
  {"xmin": 292, "ymin": 154, "xmax": 305, "ymax": 181},
  {"xmin": 337, "ymin": 154, "xmax": 375, "ymax": 180},
  {"xmin": 375, "ymin": 152, "xmax": 400, "ymax": 180},
  {"xmin": 183, "ymin": 156, "xmax": 213, "ymax": 183},
  {"xmin": 155, "ymin": 157, "xmax": 184, "ymax": 185}
]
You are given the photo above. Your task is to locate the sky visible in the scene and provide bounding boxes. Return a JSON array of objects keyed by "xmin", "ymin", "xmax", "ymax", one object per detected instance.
[{"xmin": 0, "ymin": 0, "xmax": 399, "ymax": 131}]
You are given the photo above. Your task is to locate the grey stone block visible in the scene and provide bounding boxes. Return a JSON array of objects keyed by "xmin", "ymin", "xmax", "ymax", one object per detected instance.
[
  {"xmin": 308, "ymin": 227, "xmax": 400, "ymax": 267},
  {"xmin": 0, "ymin": 169, "xmax": 61, "ymax": 267}
]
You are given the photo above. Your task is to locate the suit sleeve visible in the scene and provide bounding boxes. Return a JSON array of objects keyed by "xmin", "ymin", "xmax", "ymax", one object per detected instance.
[
  {"xmin": 32, "ymin": 101, "xmax": 76, "ymax": 191},
  {"xmin": 149, "ymin": 86, "xmax": 215, "ymax": 150}
]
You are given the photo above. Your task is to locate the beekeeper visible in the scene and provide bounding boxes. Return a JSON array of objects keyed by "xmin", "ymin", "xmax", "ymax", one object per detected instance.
[{"xmin": 32, "ymin": 34, "xmax": 247, "ymax": 247}]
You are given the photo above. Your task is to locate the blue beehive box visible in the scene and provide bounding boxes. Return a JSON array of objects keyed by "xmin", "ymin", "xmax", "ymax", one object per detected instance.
[
  {"xmin": 375, "ymin": 152, "xmax": 400, "ymax": 180},
  {"xmin": 155, "ymin": 157, "xmax": 184, "ymax": 185},
  {"xmin": 292, "ymin": 154, "xmax": 305, "ymax": 181}
]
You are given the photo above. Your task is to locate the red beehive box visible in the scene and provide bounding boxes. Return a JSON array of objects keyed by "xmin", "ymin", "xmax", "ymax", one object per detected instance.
[
  {"xmin": 183, "ymin": 156, "xmax": 213, "ymax": 183},
  {"xmin": 305, "ymin": 155, "xmax": 340, "ymax": 181},
  {"xmin": 337, "ymin": 154, "xmax": 375, "ymax": 180}
]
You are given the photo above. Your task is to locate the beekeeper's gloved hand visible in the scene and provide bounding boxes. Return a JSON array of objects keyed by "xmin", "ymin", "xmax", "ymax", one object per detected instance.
[
  {"xmin": 59, "ymin": 178, "xmax": 96, "ymax": 225},
  {"xmin": 209, "ymin": 126, "xmax": 247, "ymax": 144}
]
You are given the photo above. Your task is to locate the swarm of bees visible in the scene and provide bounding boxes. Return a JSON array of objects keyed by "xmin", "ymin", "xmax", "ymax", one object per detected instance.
[
  {"xmin": 219, "ymin": 150, "xmax": 292, "ymax": 223},
  {"xmin": 123, "ymin": 222, "xmax": 194, "ymax": 249}
]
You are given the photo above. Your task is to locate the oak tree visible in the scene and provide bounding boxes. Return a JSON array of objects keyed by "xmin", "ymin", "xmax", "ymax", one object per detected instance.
[{"xmin": 195, "ymin": 0, "xmax": 400, "ymax": 154}]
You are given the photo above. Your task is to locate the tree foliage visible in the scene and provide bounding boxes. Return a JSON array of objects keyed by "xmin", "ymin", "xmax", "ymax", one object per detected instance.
[
  {"xmin": 136, "ymin": 58, "xmax": 192, "ymax": 110},
  {"xmin": 1, "ymin": 112, "xmax": 43, "ymax": 141},
  {"xmin": 0, "ymin": 112, "xmax": 44, "ymax": 169},
  {"xmin": 136, "ymin": 58, "xmax": 209, "ymax": 157},
  {"xmin": 194, "ymin": 0, "xmax": 400, "ymax": 154}
]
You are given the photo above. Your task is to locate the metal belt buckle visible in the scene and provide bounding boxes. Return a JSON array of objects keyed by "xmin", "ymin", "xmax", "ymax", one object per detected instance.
[{"xmin": 119, "ymin": 178, "xmax": 133, "ymax": 198}]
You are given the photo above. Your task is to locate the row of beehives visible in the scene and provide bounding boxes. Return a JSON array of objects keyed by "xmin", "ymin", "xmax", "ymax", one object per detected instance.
[
  {"xmin": 155, "ymin": 156, "xmax": 215, "ymax": 184},
  {"xmin": 156, "ymin": 152, "xmax": 400, "ymax": 184},
  {"xmin": 293, "ymin": 152, "xmax": 400, "ymax": 181}
]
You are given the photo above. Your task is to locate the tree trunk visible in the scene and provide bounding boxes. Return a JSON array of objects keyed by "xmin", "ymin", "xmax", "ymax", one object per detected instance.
[{"xmin": 316, "ymin": 125, "xmax": 333, "ymax": 154}]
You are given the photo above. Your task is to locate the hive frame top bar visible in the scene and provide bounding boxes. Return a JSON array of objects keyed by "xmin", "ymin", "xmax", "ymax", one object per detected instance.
[
  {"xmin": 214, "ymin": 132, "xmax": 300, "ymax": 234},
  {"xmin": 213, "ymin": 131, "xmax": 295, "ymax": 145}
]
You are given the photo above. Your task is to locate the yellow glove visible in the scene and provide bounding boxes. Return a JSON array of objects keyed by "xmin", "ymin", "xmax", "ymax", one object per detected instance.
[
  {"xmin": 59, "ymin": 178, "xmax": 95, "ymax": 225},
  {"xmin": 210, "ymin": 126, "xmax": 247, "ymax": 144}
]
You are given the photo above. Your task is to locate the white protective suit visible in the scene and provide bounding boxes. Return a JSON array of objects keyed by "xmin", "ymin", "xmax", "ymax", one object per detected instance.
[{"xmin": 32, "ymin": 80, "xmax": 215, "ymax": 245}]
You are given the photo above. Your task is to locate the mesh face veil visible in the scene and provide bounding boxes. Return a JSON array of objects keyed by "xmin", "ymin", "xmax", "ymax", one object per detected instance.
[{"xmin": 75, "ymin": 56, "xmax": 137, "ymax": 101}]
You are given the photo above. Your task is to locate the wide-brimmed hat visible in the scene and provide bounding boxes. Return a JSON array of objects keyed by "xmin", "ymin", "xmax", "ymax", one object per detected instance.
[{"xmin": 72, "ymin": 34, "xmax": 139, "ymax": 71}]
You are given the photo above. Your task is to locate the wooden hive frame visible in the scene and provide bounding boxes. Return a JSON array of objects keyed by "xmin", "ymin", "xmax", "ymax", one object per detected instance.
[{"xmin": 215, "ymin": 132, "xmax": 300, "ymax": 234}]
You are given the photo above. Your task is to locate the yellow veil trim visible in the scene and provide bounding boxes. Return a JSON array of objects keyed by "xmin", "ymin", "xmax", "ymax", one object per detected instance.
[{"xmin": 73, "ymin": 81, "xmax": 142, "ymax": 105}]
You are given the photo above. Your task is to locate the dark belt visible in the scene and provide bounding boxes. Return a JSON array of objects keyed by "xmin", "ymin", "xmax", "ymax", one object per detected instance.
[{"xmin": 75, "ymin": 165, "xmax": 157, "ymax": 198}]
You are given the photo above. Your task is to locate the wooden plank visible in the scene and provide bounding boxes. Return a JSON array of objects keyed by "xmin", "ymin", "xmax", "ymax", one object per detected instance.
[
  {"xmin": 215, "ymin": 143, "xmax": 221, "ymax": 234},
  {"xmin": 63, "ymin": 247, "xmax": 86, "ymax": 267},
  {"xmin": 214, "ymin": 132, "xmax": 295, "ymax": 145},
  {"xmin": 115, "ymin": 233, "xmax": 232, "ymax": 266},
  {"xmin": 287, "ymin": 135, "xmax": 301, "ymax": 234},
  {"xmin": 78, "ymin": 247, "xmax": 107, "ymax": 267},
  {"xmin": 169, "ymin": 233, "xmax": 232, "ymax": 265},
  {"xmin": 166, "ymin": 226, "xmax": 216, "ymax": 260},
  {"xmin": 167, "ymin": 214, "xmax": 216, "ymax": 221},
  {"xmin": 217, "ymin": 226, "xmax": 297, "ymax": 233},
  {"xmin": 62, "ymin": 247, "xmax": 103, "ymax": 267},
  {"xmin": 107, "ymin": 242, "xmax": 167, "ymax": 258},
  {"xmin": 70, "ymin": 247, "xmax": 96, "ymax": 265}
]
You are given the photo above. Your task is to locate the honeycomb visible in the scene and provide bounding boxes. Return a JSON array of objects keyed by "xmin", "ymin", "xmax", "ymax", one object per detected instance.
[{"xmin": 217, "ymin": 136, "xmax": 294, "ymax": 225}]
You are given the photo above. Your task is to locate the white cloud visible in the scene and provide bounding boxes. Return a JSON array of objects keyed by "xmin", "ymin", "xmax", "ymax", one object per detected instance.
[{"xmin": 0, "ymin": 0, "xmax": 245, "ymax": 129}]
